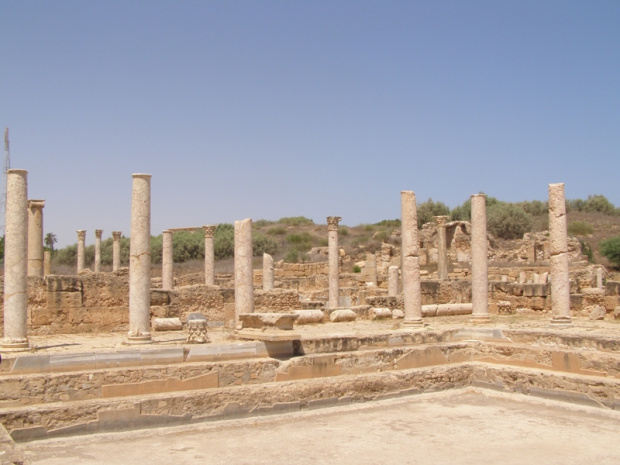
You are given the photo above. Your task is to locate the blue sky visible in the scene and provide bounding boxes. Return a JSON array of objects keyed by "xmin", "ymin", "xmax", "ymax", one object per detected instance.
[{"xmin": 2, "ymin": 1, "xmax": 619, "ymax": 247}]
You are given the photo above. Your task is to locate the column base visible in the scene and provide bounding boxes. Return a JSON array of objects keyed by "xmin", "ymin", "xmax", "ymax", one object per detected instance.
[
  {"xmin": 402, "ymin": 318, "xmax": 424, "ymax": 328},
  {"xmin": 124, "ymin": 333, "xmax": 153, "ymax": 345},
  {"xmin": 1, "ymin": 338, "xmax": 31, "ymax": 352},
  {"xmin": 470, "ymin": 314, "xmax": 492, "ymax": 324},
  {"xmin": 549, "ymin": 316, "xmax": 572, "ymax": 328}
]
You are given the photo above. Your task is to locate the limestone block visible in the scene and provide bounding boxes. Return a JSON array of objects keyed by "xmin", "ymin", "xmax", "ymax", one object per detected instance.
[
  {"xmin": 238, "ymin": 313, "xmax": 299, "ymax": 330},
  {"xmin": 392, "ymin": 309, "xmax": 405, "ymax": 319},
  {"xmin": 329, "ymin": 309, "xmax": 357, "ymax": 322},
  {"xmin": 293, "ymin": 310, "xmax": 325, "ymax": 325},
  {"xmin": 369, "ymin": 308, "xmax": 392, "ymax": 320},
  {"xmin": 45, "ymin": 276, "xmax": 82, "ymax": 293},
  {"xmin": 587, "ymin": 306, "xmax": 606, "ymax": 320},
  {"xmin": 614, "ymin": 306, "xmax": 620, "ymax": 320},
  {"xmin": 152, "ymin": 317, "xmax": 183, "ymax": 331}
]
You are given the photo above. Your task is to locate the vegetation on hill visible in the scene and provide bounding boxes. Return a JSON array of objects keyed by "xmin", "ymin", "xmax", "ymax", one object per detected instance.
[{"xmin": 40, "ymin": 195, "xmax": 620, "ymax": 271}]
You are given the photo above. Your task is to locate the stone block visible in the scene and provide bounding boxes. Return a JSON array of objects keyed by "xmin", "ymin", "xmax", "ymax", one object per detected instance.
[
  {"xmin": 11, "ymin": 355, "xmax": 50, "ymax": 374},
  {"xmin": 45, "ymin": 275, "xmax": 82, "ymax": 292},
  {"xmin": 47, "ymin": 291, "xmax": 82, "ymax": 309},
  {"xmin": 186, "ymin": 342, "xmax": 260, "ymax": 362},
  {"xmin": 369, "ymin": 308, "xmax": 392, "ymax": 320},
  {"xmin": 140, "ymin": 347, "xmax": 184, "ymax": 365},
  {"xmin": 95, "ymin": 351, "xmax": 142, "ymax": 369},
  {"xmin": 238, "ymin": 313, "xmax": 299, "ymax": 330},
  {"xmin": 152, "ymin": 317, "xmax": 183, "ymax": 331},
  {"xmin": 293, "ymin": 309, "xmax": 325, "ymax": 324},
  {"xmin": 329, "ymin": 309, "xmax": 357, "ymax": 322},
  {"xmin": 50, "ymin": 353, "xmax": 96, "ymax": 372}
]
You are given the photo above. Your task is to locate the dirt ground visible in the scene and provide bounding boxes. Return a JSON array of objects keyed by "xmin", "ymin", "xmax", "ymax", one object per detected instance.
[{"xmin": 22, "ymin": 388, "xmax": 620, "ymax": 465}]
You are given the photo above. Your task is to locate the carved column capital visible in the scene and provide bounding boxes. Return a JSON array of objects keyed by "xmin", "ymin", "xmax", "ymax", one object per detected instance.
[
  {"xmin": 95, "ymin": 229, "xmax": 103, "ymax": 239},
  {"xmin": 202, "ymin": 225, "xmax": 217, "ymax": 238},
  {"xmin": 28, "ymin": 199, "xmax": 45, "ymax": 211},
  {"xmin": 77, "ymin": 230, "xmax": 86, "ymax": 241},
  {"xmin": 327, "ymin": 216, "xmax": 342, "ymax": 231},
  {"xmin": 434, "ymin": 215, "xmax": 449, "ymax": 227},
  {"xmin": 112, "ymin": 231, "xmax": 122, "ymax": 240}
]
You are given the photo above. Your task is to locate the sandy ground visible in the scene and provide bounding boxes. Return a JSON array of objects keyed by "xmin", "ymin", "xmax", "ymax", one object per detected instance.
[{"xmin": 22, "ymin": 388, "xmax": 620, "ymax": 465}]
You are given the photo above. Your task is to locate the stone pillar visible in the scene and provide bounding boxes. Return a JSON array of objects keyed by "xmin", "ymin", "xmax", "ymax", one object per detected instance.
[
  {"xmin": 401, "ymin": 191, "xmax": 423, "ymax": 327},
  {"xmin": 76, "ymin": 229, "xmax": 86, "ymax": 272},
  {"xmin": 3, "ymin": 169, "xmax": 30, "ymax": 349},
  {"xmin": 203, "ymin": 225, "xmax": 216, "ymax": 286},
  {"xmin": 112, "ymin": 231, "xmax": 122, "ymax": 271},
  {"xmin": 596, "ymin": 266, "xmax": 604, "ymax": 289},
  {"xmin": 27, "ymin": 199, "xmax": 45, "ymax": 277},
  {"xmin": 128, "ymin": 173, "xmax": 152, "ymax": 343},
  {"xmin": 263, "ymin": 253, "xmax": 274, "ymax": 291},
  {"xmin": 549, "ymin": 183, "xmax": 572, "ymax": 326},
  {"xmin": 470, "ymin": 194, "xmax": 491, "ymax": 322},
  {"xmin": 43, "ymin": 250, "xmax": 51, "ymax": 276},
  {"xmin": 94, "ymin": 229, "xmax": 103, "ymax": 272},
  {"xmin": 435, "ymin": 215, "xmax": 449, "ymax": 280},
  {"xmin": 388, "ymin": 265, "xmax": 399, "ymax": 297},
  {"xmin": 162, "ymin": 229, "xmax": 173, "ymax": 291},
  {"xmin": 365, "ymin": 253, "xmax": 377, "ymax": 285},
  {"xmin": 234, "ymin": 218, "xmax": 254, "ymax": 321},
  {"xmin": 327, "ymin": 216, "xmax": 342, "ymax": 309}
]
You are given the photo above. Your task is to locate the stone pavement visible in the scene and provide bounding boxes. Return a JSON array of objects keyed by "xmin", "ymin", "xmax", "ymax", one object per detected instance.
[{"xmin": 22, "ymin": 388, "xmax": 620, "ymax": 465}]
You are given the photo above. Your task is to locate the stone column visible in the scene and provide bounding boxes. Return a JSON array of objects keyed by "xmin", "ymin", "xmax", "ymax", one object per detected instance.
[
  {"xmin": 128, "ymin": 173, "xmax": 152, "ymax": 343},
  {"xmin": 366, "ymin": 253, "xmax": 377, "ymax": 285},
  {"xmin": 596, "ymin": 266, "xmax": 604, "ymax": 289},
  {"xmin": 549, "ymin": 183, "xmax": 572, "ymax": 326},
  {"xmin": 112, "ymin": 231, "xmax": 122, "ymax": 271},
  {"xmin": 27, "ymin": 199, "xmax": 45, "ymax": 277},
  {"xmin": 43, "ymin": 250, "xmax": 51, "ymax": 276},
  {"xmin": 76, "ymin": 229, "xmax": 86, "ymax": 272},
  {"xmin": 162, "ymin": 229, "xmax": 173, "ymax": 291},
  {"xmin": 471, "ymin": 194, "xmax": 491, "ymax": 322},
  {"xmin": 263, "ymin": 253, "xmax": 274, "ymax": 291},
  {"xmin": 388, "ymin": 265, "xmax": 399, "ymax": 297},
  {"xmin": 234, "ymin": 218, "xmax": 254, "ymax": 321},
  {"xmin": 94, "ymin": 229, "xmax": 103, "ymax": 272},
  {"xmin": 327, "ymin": 216, "xmax": 342, "ymax": 309},
  {"xmin": 401, "ymin": 191, "xmax": 423, "ymax": 326},
  {"xmin": 435, "ymin": 215, "xmax": 449, "ymax": 280},
  {"xmin": 203, "ymin": 225, "xmax": 216, "ymax": 286},
  {"xmin": 3, "ymin": 169, "xmax": 30, "ymax": 349}
]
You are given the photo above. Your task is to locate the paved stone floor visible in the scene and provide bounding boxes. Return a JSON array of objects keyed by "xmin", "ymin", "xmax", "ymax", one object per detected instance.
[{"xmin": 23, "ymin": 388, "xmax": 620, "ymax": 465}]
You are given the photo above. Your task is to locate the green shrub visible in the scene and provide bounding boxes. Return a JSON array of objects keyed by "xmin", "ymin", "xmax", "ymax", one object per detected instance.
[
  {"xmin": 278, "ymin": 216, "xmax": 314, "ymax": 226},
  {"xmin": 374, "ymin": 219, "xmax": 401, "ymax": 228},
  {"xmin": 486, "ymin": 202, "xmax": 532, "ymax": 240},
  {"xmin": 339, "ymin": 227, "xmax": 349, "ymax": 236},
  {"xmin": 353, "ymin": 265, "xmax": 361, "ymax": 273},
  {"xmin": 284, "ymin": 248, "xmax": 299, "ymax": 263},
  {"xmin": 568, "ymin": 195, "xmax": 617, "ymax": 215},
  {"xmin": 580, "ymin": 240, "xmax": 594, "ymax": 263},
  {"xmin": 417, "ymin": 198, "xmax": 450, "ymax": 228},
  {"xmin": 600, "ymin": 235, "xmax": 620, "ymax": 267},
  {"xmin": 253, "ymin": 219, "xmax": 274, "ymax": 228},
  {"xmin": 567, "ymin": 221, "xmax": 594, "ymax": 236},
  {"xmin": 253, "ymin": 232, "xmax": 278, "ymax": 256},
  {"xmin": 517, "ymin": 200, "xmax": 548, "ymax": 216},
  {"xmin": 267, "ymin": 226, "xmax": 286, "ymax": 235},
  {"xmin": 214, "ymin": 224, "xmax": 234, "ymax": 260}
]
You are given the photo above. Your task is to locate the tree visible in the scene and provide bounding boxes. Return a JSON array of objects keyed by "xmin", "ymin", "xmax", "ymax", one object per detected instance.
[
  {"xmin": 44, "ymin": 232, "xmax": 58, "ymax": 252},
  {"xmin": 417, "ymin": 198, "xmax": 450, "ymax": 228},
  {"xmin": 600, "ymin": 235, "xmax": 620, "ymax": 268}
]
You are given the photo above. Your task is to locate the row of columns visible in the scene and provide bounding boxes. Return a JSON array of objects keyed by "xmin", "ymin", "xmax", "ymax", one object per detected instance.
[
  {"xmin": 76, "ymin": 229, "xmax": 124, "ymax": 273},
  {"xmin": 2, "ymin": 168, "xmax": 574, "ymax": 350}
]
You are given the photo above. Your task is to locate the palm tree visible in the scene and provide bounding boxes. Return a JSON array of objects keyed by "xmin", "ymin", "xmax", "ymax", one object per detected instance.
[{"xmin": 44, "ymin": 232, "xmax": 58, "ymax": 252}]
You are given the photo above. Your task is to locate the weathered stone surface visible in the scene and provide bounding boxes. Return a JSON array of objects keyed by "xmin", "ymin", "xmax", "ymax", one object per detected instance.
[
  {"xmin": 152, "ymin": 317, "xmax": 183, "ymax": 331},
  {"xmin": 187, "ymin": 318, "xmax": 209, "ymax": 343},
  {"xmin": 235, "ymin": 219, "xmax": 254, "ymax": 320},
  {"xmin": 329, "ymin": 309, "xmax": 357, "ymax": 322},
  {"xmin": 369, "ymin": 308, "xmax": 392, "ymax": 320},
  {"xmin": 615, "ymin": 306, "xmax": 620, "ymax": 320},
  {"xmin": 293, "ymin": 310, "xmax": 324, "ymax": 325},
  {"xmin": 392, "ymin": 309, "xmax": 405, "ymax": 319},
  {"xmin": 588, "ymin": 306, "xmax": 606, "ymax": 320},
  {"xmin": 239, "ymin": 313, "xmax": 299, "ymax": 330}
]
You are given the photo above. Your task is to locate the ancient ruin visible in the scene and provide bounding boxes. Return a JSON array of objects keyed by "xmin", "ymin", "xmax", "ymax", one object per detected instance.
[{"xmin": 1, "ymin": 174, "xmax": 620, "ymax": 462}]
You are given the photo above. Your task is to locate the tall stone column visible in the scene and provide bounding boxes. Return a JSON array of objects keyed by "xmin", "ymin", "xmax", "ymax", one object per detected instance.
[
  {"xmin": 27, "ymin": 199, "xmax": 45, "ymax": 277},
  {"xmin": 3, "ymin": 169, "xmax": 30, "ymax": 349},
  {"xmin": 263, "ymin": 253, "xmax": 274, "ymax": 291},
  {"xmin": 401, "ymin": 191, "xmax": 423, "ymax": 327},
  {"xmin": 43, "ymin": 250, "xmax": 51, "ymax": 276},
  {"xmin": 234, "ymin": 219, "xmax": 254, "ymax": 321},
  {"xmin": 76, "ymin": 230, "xmax": 86, "ymax": 272},
  {"xmin": 435, "ymin": 215, "xmax": 449, "ymax": 280},
  {"xmin": 94, "ymin": 229, "xmax": 103, "ymax": 272},
  {"xmin": 128, "ymin": 173, "xmax": 152, "ymax": 343},
  {"xmin": 203, "ymin": 225, "xmax": 216, "ymax": 286},
  {"xmin": 162, "ymin": 229, "xmax": 173, "ymax": 291},
  {"xmin": 388, "ymin": 265, "xmax": 399, "ymax": 297},
  {"xmin": 470, "ymin": 194, "xmax": 491, "ymax": 322},
  {"xmin": 112, "ymin": 231, "xmax": 122, "ymax": 271},
  {"xmin": 549, "ymin": 183, "xmax": 572, "ymax": 326},
  {"xmin": 327, "ymin": 216, "xmax": 342, "ymax": 309}
]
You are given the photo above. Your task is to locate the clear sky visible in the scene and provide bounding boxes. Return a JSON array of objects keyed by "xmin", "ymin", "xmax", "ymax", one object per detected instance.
[{"xmin": 2, "ymin": 1, "xmax": 619, "ymax": 247}]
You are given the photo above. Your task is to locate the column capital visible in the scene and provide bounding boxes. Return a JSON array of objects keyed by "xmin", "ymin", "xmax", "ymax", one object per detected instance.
[
  {"xmin": 112, "ymin": 231, "xmax": 122, "ymax": 240},
  {"xmin": 95, "ymin": 229, "xmax": 103, "ymax": 239},
  {"xmin": 28, "ymin": 199, "xmax": 45, "ymax": 210},
  {"xmin": 202, "ymin": 225, "xmax": 217, "ymax": 238},
  {"xmin": 77, "ymin": 230, "xmax": 86, "ymax": 241},
  {"xmin": 327, "ymin": 216, "xmax": 342, "ymax": 231},
  {"xmin": 434, "ymin": 215, "xmax": 449, "ymax": 227}
]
